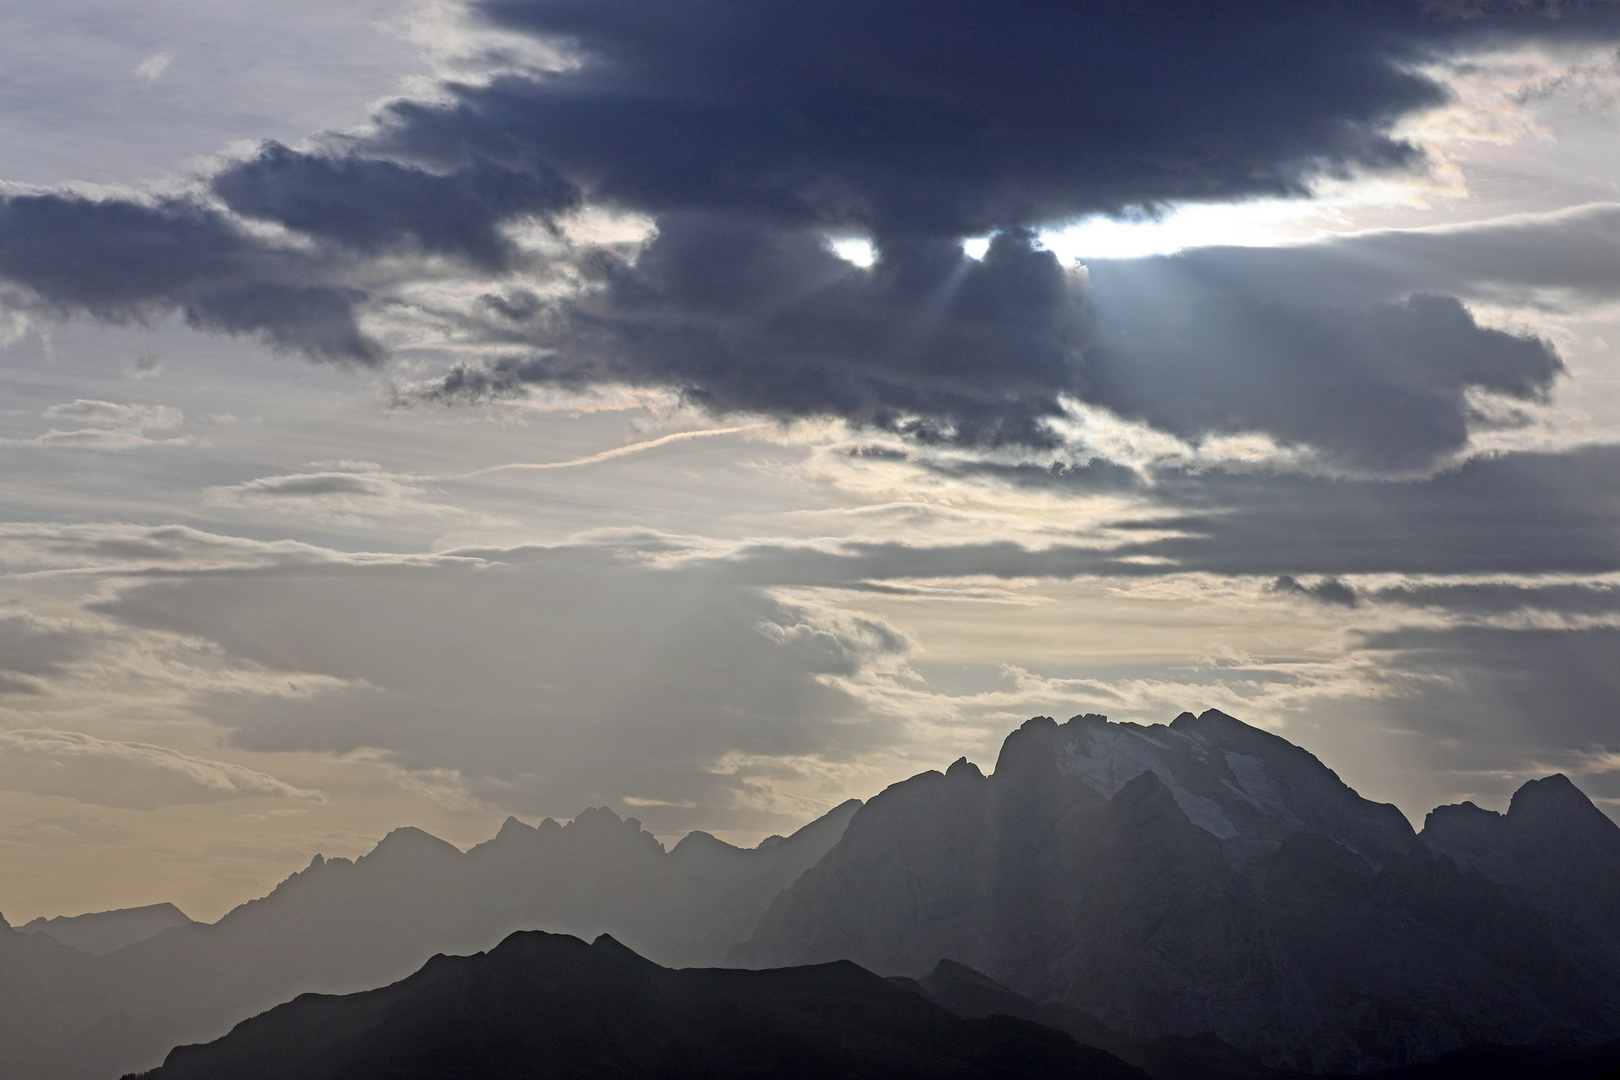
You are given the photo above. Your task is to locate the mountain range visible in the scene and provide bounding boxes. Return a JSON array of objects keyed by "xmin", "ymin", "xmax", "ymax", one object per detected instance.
[
  {"xmin": 735, "ymin": 711, "xmax": 1620, "ymax": 1073},
  {"xmin": 0, "ymin": 799, "xmax": 858, "ymax": 1079},
  {"xmin": 21, "ymin": 904, "xmax": 193, "ymax": 956},
  {"xmin": 5, "ymin": 709, "xmax": 1620, "ymax": 1079},
  {"xmin": 127, "ymin": 931, "xmax": 1147, "ymax": 1080}
]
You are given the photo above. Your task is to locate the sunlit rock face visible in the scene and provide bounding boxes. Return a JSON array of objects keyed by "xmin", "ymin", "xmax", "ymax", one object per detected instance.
[{"xmin": 736, "ymin": 711, "xmax": 1620, "ymax": 1074}]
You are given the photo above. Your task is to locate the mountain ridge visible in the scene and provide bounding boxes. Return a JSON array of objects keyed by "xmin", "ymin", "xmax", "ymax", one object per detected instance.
[
  {"xmin": 5, "ymin": 709, "xmax": 1620, "ymax": 1078},
  {"xmin": 20, "ymin": 903, "xmax": 194, "ymax": 956},
  {"xmin": 126, "ymin": 930, "xmax": 1148, "ymax": 1080},
  {"xmin": 2, "ymin": 798, "xmax": 862, "ymax": 1080},
  {"xmin": 735, "ymin": 710, "xmax": 1620, "ymax": 1073}
]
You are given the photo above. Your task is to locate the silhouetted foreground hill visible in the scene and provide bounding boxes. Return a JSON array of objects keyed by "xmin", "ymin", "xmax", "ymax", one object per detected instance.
[
  {"xmin": 736, "ymin": 711, "xmax": 1620, "ymax": 1073},
  {"xmin": 128, "ymin": 931, "xmax": 1147, "ymax": 1080},
  {"xmin": 899, "ymin": 955, "xmax": 1620, "ymax": 1080}
]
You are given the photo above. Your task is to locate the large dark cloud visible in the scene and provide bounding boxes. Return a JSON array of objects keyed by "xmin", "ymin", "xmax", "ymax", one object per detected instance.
[
  {"xmin": 0, "ymin": 193, "xmax": 380, "ymax": 362},
  {"xmin": 5, "ymin": 1, "xmax": 1620, "ymax": 459},
  {"xmin": 212, "ymin": 142, "xmax": 580, "ymax": 270},
  {"xmin": 388, "ymin": 0, "xmax": 1617, "ymax": 238},
  {"xmin": 420, "ymin": 219, "xmax": 1089, "ymax": 447}
]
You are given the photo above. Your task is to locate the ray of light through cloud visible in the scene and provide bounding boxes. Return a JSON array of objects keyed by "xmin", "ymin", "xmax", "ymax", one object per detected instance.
[{"xmin": 0, "ymin": 0, "xmax": 1618, "ymax": 936}]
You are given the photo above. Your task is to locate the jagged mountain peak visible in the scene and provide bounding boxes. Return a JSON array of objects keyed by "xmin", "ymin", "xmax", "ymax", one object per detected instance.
[
  {"xmin": 1424, "ymin": 773, "xmax": 1620, "ymax": 865},
  {"xmin": 20, "ymin": 902, "xmax": 195, "ymax": 956},
  {"xmin": 736, "ymin": 712, "xmax": 1620, "ymax": 1072},
  {"xmin": 361, "ymin": 825, "xmax": 463, "ymax": 865},
  {"xmin": 1508, "ymin": 772, "xmax": 1616, "ymax": 832},
  {"xmin": 494, "ymin": 815, "xmax": 536, "ymax": 841},
  {"xmin": 990, "ymin": 710, "xmax": 1414, "ymax": 865}
]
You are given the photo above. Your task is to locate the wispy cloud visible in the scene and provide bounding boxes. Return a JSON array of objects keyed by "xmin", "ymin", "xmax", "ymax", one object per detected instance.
[{"xmin": 0, "ymin": 729, "xmax": 323, "ymax": 810}]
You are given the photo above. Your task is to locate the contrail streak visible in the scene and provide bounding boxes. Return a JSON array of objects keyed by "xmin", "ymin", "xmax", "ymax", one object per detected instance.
[{"xmin": 456, "ymin": 425, "xmax": 762, "ymax": 478}]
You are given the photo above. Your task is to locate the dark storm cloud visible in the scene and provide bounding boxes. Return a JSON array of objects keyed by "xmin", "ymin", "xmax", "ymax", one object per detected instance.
[
  {"xmin": 417, "ymin": 220, "xmax": 1089, "ymax": 447},
  {"xmin": 1084, "ymin": 285, "xmax": 1561, "ymax": 471},
  {"xmin": 6, "ymin": 1, "xmax": 1620, "ymax": 457},
  {"xmin": 0, "ymin": 193, "xmax": 380, "ymax": 362},
  {"xmin": 212, "ymin": 141, "xmax": 580, "ymax": 270},
  {"xmin": 371, "ymin": 0, "xmax": 1611, "ymax": 462},
  {"xmin": 395, "ymin": 0, "xmax": 1617, "ymax": 238}
]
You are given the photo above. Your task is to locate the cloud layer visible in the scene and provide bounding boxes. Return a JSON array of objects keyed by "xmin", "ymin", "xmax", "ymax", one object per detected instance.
[{"xmin": 2, "ymin": 2, "xmax": 1618, "ymax": 467}]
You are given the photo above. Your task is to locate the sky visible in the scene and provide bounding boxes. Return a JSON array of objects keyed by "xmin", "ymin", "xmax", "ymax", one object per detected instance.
[{"xmin": 5, "ymin": 0, "xmax": 1620, "ymax": 923}]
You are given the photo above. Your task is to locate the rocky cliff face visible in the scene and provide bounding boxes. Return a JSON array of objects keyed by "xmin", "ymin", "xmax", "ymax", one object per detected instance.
[{"xmin": 735, "ymin": 711, "xmax": 1620, "ymax": 1074}]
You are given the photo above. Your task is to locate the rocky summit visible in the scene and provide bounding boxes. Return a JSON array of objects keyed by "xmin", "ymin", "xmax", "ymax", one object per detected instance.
[{"xmin": 734, "ymin": 710, "xmax": 1620, "ymax": 1074}]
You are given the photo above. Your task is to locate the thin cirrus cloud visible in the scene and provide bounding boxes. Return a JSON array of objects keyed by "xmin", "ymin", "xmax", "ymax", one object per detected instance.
[
  {"xmin": 0, "ymin": 1, "xmax": 1616, "ymax": 469},
  {"xmin": 0, "ymin": 399, "xmax": 194, "ymax": 451},
  {"xmin": 205, "ymin": 467, "xmax": 487, "ymax": 526},
  {"xmin": 0, "ymin": 729, "xmax": 323, "ymax": 811}
]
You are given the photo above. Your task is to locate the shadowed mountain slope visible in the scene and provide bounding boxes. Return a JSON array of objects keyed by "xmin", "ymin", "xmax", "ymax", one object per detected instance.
[
  {"xmin": 735, "ymin": 711, "xmax": 1620, "ymax": 1074},
  {"xmin": 129, "ymin": 931, "xmax": 1147, "ymax": 1080},
  {"xmin": 1423, "ymin": 773, "xmax": 1620, "ymax": 960},
  {"xmin": 897, "ymin": 957, "xmax": 1620, "ymax": 1080}
]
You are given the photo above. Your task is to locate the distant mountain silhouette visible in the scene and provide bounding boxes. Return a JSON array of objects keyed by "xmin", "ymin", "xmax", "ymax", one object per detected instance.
[
  {"xmin": 735, "ymin": 711, "xmax": 1620, "ymax": 1073},
  {"xmin": 11, "ymin": 710, "xmax": 1620, "ymax": 1079},
  {"xmin": 126, "ymin": 930, "xmax": 1147, "ymax": 1080},
  {"xmin": 1, "ymin": 800, "xmax": 858, "ymax": 1080},
  {"xmin": 22, "ymin": 903, "xmax": 193, "ymax": 955}
]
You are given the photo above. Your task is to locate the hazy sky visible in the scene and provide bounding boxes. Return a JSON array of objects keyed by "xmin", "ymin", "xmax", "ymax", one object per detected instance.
[{"xmin": 5, "ymin": 0, "xmax": 1620, "ymax": 922}]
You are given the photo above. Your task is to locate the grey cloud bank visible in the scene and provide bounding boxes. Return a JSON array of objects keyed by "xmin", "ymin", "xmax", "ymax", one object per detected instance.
[{"xmin": 3, "ymin": 2, "xmax": 1620, "ymax": 467}]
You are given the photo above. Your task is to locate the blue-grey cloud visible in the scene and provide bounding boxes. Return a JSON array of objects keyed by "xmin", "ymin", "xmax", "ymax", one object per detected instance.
[
  {"xmin": 394, "ymin": 0, "xmax": 1617, "ymax": 237},
  {"xmin": 943, "ymin": 443, "xmax": 1620, "ymax": 576},
  {"xmin": 3, "ymin": 2, "xmax": 1619, "ymax": 461},
  {"xmin": 415, "ymin": 221, "xmax": 1089, "ymax": 448},
  {"xmin": 0, "ymin": 193, "xmax": 380, "ymax": 362},
  {"xmin": 1084, "ymin": 286, "xmax": 1560, "ymax": 471},
  {"xmin": 212, "ymin": 142, "xmax": 579, "ymax": 270}
]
